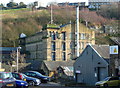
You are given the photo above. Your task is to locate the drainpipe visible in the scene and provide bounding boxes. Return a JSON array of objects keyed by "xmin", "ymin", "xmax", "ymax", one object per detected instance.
[{"xmin": 76, "ymin": 5, "xmax": 80, "ymax": 57}]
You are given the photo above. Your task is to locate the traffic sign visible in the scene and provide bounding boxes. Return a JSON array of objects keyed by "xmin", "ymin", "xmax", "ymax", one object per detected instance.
[{"xmin": 110, "ymin": 45, "xmax": 118, "ymax": 54}]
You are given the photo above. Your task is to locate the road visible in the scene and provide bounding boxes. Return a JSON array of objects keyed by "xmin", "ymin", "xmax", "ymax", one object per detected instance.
[{"xmin": 29, "ymin": 82, "xmax": 96, "ymax": 88}]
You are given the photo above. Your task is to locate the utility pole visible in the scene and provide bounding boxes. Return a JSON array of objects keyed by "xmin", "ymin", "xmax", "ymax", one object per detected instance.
[
  {"xmin": 16, "ymin": 47, "xmax": 21, "ymax": 72},
  {"xmin": 76, "ymin": 5, "xmax": 80, "ymax": 57},
  {"xmin": 0, "ymin": 12, "xmax": 2, "ymax": 69}
]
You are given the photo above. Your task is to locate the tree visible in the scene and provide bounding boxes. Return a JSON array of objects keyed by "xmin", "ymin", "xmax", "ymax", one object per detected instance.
[
  {"xmin": 0, "ymin": 3, "xmax": 4, "ymax": 10},
  {"xmin": 7, "ymin": 1, "xmax": 18, "ymax": 8},
  {"xmin": 97, "ymin": 3, "xmax": 119, "ymax": 20},
  {"xmin": 10, "ymin": 51, "xmax": 26, "ymax": 64},
  {"xmin": 18, "ymin": 2, "xmax": 27, "ymax": 8},
  {"xmin": 28, "ymin": 3, "xmax": 36, "ymax": 11},
  {"xmin": 80, "ymin": 8, "xmax": 108, "ymax": 28},
  {"xmin": 0, "ymin": 3, "xmax": 4, "ymax": 8}
]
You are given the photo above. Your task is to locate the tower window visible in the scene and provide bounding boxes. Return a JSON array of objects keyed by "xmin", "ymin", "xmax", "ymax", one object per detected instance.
[
  {"xmin": 51, "ymin": 52, "xmax": 56, "ymax": 61},
  {"xmin": 62, "ymin": 52, "xmax": 66, "ymax": 61},
  {"xmin": 51, "ymin": 42, "xmax": 56, "ymax": 51},
  {"xmin": 62, "ymin": 32, "xmax": 66, "ymax": 40},
  {"xmin": 62, "ymin": 42, "xmax": 66, "ymax": 51},
  {"xmin": 51, "ymin": 32, "xmax": 56, "ymax": 40}
]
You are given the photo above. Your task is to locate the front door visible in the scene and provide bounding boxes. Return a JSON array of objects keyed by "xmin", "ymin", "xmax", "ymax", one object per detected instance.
[{"xmin": 97, "ymin": 67, "xmax": 107, "ymax": 81}]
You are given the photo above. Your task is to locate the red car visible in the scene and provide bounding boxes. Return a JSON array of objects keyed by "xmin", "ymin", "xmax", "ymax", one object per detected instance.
[
  {"xmin": 0, "ymin": 72, "xmax": 16, "ymax": 88},
  {"xmin": 12, "ymin": 72, "xmax": 41, "ymax": 86}
]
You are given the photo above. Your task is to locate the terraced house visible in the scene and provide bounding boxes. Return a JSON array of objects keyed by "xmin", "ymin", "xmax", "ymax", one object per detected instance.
[
  {"xmin": 20, "ymin": 23, "xmax": 95, "ymax": 75},
  {"xmin": 88, "ymin": 0, "xmax": 119, "ymax": 9}
]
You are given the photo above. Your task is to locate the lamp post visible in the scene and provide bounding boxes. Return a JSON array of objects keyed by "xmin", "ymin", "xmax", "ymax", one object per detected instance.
[{"xmin": 16, "ymin": 47, "xmax": 21, "ymax": 72}]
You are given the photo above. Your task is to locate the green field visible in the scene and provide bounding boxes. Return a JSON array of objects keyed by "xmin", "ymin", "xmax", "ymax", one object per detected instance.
[{"xmin": 0, "ymin": 8, "xmax": 49, "ymax": 19}]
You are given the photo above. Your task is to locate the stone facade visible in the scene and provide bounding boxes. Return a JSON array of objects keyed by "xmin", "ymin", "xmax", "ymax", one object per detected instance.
[{"xmin": 23, "ymin": 23, "xmax": 95, "ymax": 61}]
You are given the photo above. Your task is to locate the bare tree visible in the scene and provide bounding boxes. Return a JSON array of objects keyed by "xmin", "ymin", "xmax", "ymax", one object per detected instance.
[
  {"xmin": 80, "ymin": 8, "xmax": 108, "ymax": 28},
  {"xmin": 97, "ymin": 3, "xmax": 119, "ymax": 20},
  {"xmin": 10, "ymin": 51, "xmax": 26, "ymax": 64}
]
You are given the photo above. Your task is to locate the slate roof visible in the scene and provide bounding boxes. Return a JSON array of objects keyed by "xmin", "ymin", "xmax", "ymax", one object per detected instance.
[
  {"xmin": 43, "ymin": 60, "xmax": 75, "ymax": 71},
  {"xmin": 26, "ymin": 59, "xmax": 42, "ymax": 70},
  {"xmin": 91, "ymin": 45, "xmax": 110, "ymax": 59},
  {"xmin": 110, "ymin": 37, "xmax": 120, "ymax": 45},
  {"xmin": 0, "ymin": 47, "xmax": 17, "ymax": 51},
  {"xmin": 60, "ymin": 22, "xmax": 72, "ymax": 28},
  {"xmin": 60, "ymin": 66, "xmax": 73, "ymax": 76}
]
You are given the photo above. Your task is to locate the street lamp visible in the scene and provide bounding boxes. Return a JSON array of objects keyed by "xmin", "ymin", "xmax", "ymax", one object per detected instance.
[{"xmin": 16, "ymin": 47, "xmax": 21, "ymax": 72}]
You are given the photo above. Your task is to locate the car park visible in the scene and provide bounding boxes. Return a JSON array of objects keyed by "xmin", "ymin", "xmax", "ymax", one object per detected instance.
[
  {"xmin": 95, "ymin": 76, "xmax": 120, "ymax": 88},
  {"xmin": 15, "ymin": 80, "xmax": 28, "ymax": 88},
  {"xmin": 23, "ymin": 71, "xmax": 50, "ymax": 83},
  {"xmin": 12, "ymin": 72, "xmax": 41, "ymax": 86},
  {"xmin": 0, "ymin": 72, "xmax": 16, "ymax": 88}
]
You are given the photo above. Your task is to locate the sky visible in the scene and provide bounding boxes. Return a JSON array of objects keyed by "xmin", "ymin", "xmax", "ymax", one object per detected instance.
[{"xmin": 1, "ymin": 0, "xmax": 88, "ymax": 6}]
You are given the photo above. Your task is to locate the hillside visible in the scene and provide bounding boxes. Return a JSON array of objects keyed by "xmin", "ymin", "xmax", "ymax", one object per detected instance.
[
  {"xmin": 1, "ymin": 7, "xmax": 76, "ymax": 47},
  {"xmin": 1, "ymin": 6, "xmax": 116, "ymax": 47}
]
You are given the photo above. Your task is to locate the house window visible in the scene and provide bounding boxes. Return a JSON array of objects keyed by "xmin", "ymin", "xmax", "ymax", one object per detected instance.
[
  {"xmin": 69, "ymin": 33, "xmax": 72, "ymax": 39},
  {"xmin": 86, "ymin": 34, "xmax": 90, "ymax": 39},
  {"xmin": 70, "ymin": 42, "xmax": 72, "ymax": 49},
  {"xmin": 51, "ymin": 32, "xmax": 56, "ymax": 40},
  {"xmin": 81, "ymin": 42, "xmax": 84, "ymax": 49},
  {"xmin": 51, "ymin": 52, "xmax": 56, "ymax": 61},
  {"xmin": 62, "ymin": 42, "xmax": 66, "ymax": 51},
  {"xmin": 80, "ymin": 33, "xmax": 86, "ymax": 39},
  {"xmin": 56, "ymin": 32, "xmax": 58, "ymax": 38},
  {"xmin": 51, "ymin": 42, "xmax": 56, "ymax": 51},
  {"xmin": 62, "ymin": 32, "xmax": 66, "ymax": 40},
  {"xmin": 62, "ymin": 52, "xmax": 66, "ymax": 61}
]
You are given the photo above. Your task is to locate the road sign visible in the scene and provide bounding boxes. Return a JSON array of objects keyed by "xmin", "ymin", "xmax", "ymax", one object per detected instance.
[{"xmin": 110, "ymin": 45, "xmax": 118, "ymax": 54}]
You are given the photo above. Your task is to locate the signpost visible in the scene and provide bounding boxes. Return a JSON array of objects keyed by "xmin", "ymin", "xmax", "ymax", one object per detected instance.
[{"xmin": 109, "ymin": 45, "xmax": 119, "ymax": 76}]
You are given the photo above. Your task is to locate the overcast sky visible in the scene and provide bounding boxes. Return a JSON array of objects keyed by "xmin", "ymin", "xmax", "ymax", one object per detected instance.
[{"xmin": 1, "ymin": 0, "xmax": 88, "ymax": 6}]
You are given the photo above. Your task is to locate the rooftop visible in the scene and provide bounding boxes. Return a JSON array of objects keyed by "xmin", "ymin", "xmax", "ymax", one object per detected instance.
[
  {"xmin": 110, "ymin": 37, "xmax": 120, "ymax": 45},
  {"xmin": 91, "ymin": 45, "xmax": 110, "ymax": 59},
  {"xmin": 46, "ymin": 24, "xmax": 60, "ymax": 29},
  {"xmin": 89, "ymin": 0, "xmax": 120, "ymax": 2},
  {"xmin": 43, "ymin": 60, "xmax": 75, "ymax": 71},
  {"xmin": 0, "ymin": 47, "xmax": 17, "ymax": 51}
]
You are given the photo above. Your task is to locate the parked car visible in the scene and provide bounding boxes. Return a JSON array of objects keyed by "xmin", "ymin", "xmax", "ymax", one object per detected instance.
[
  {"xmin": 12, "ymin": 72, "xmax": 26, "ymax": 81},
  {"xmin": 15, "ymin": 80, "xmax": 28, "ymax": 88},
  {"xmin": 12, "ymin": 72, "xmax": 41, "ymax": 86},
  {"xmin": 23, "ymin": 71, "xmax": 50, "ymax": 83},
  {"xmin": 95, "ymin": 76, "xmax": 120, "ymax": 88},
  {"xmin": 0, "ymin": 72, "xmax": 16, "ymax": 88},
  {"xmin": 22, "ymin": 73, "xmax": 41, "ymax": 86}
]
